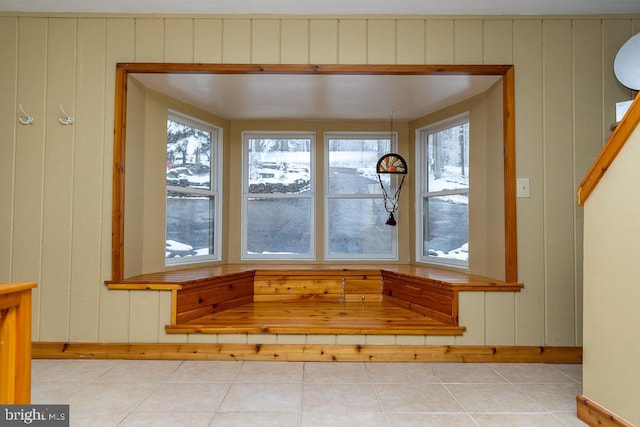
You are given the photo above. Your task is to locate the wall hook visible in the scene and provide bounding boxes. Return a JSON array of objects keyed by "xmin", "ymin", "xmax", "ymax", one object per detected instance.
[
  {"xmin": 18, "ymin": 104, "xmax": 34, "ymax": 125},
  {"xmin": 58, "ymin": 105, "xmax": 74, "ymax": 125}
]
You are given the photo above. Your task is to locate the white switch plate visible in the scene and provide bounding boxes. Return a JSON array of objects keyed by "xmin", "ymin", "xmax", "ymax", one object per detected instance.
[{"xmin": 517, "ymin": 178, "xmax": 530, "ymax": 198}]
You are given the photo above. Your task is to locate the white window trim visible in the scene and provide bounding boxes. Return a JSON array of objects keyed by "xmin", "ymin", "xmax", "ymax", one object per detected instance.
[
  {"xmin": 241, "ymin": 131, "xmax": 316, "ymax": 261},
  {"xmin": 415, "ymin": 112, "xmax": 469, "ymax": 268},
  {"xmin": 165, "ymin": 110, "xmax": 222, "ymax": 265},
  {"xmin": 324, "ymin": 132, "xmax": 399, "ymax": 261}
]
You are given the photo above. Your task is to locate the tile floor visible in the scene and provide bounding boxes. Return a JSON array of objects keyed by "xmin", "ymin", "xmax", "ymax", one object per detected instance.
[{"xmin": 31, "ymin": 359, "xmax": 586, "ymax": 426}]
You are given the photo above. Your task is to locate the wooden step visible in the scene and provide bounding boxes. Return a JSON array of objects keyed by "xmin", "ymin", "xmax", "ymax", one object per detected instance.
[{"xmin": 165, "ymin": 300, "xmax": 467, "ymax": 335}]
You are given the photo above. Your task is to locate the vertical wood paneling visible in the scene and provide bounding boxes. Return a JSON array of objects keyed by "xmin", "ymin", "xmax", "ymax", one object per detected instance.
[
  {"xmin": 130, "ymin": 19, "xmax": 166, "ymax": 336},
  {"xmin": 454, "ymin": 20, "xmax": 484, "ymax": 64},
  {"xmin": 0, "ymin": 17, "xmax": 18, "ymax": 282},
  {"xmin": 485, "ymin": 293, "xmax": 516, "ymax": 345},
  {"xmin": 251, "ymin": 19, "xmax": 280, "ymax": 63},
  {"xmin": 164, "ymin": 19, "xmax": 194, "ymax": 62},
  {"xmin": 281, "ymin": 19, "xmax": 309, "ymax": 64},
  {"xmin": 367, "ymin": 19, "xmax": 396, "ymax": 64},
  {"xmin": 483, "ymin": 20, "xmax": 513, "ymax": 64},
  {"xmin": 194, "ymin": 19, "xmax": 222, "ymax": 63},
  {"xmin": 573, "ymin": 19, "xmax": 605, "ymax": 347},
  {"xmin": 513, "ymin": 20, "xmax": 545, "ymax": 345},
  {"xmin": 455, "ymin": 292, "xmax": 485, "ymax": 344},
  {"xmin": 309, "ymin": 20, "xmax": 338, "ymax": 64},
  {"xmin": 99, "ymin": 18, "xmax": 134, "ymax": 342},
  {"xmin": 14, "ymin": 18, "xmax": 48, "ymax": 340},
  {"xmin": 1, "ymin": 14, "xmax": 635, "ymax": 346},
  {"xmin": 543, "ymin": 20, "xmax": 576, "ymax": 346},
  {"xmin": 222, "ymin": 19, "xmax": 251, "ymax": 63},
  {"xmin": 397, "ymin": 19, "xmax": 425, "ymax": 64},
  {"xmin": 426, "ymin": 335, "xmax": 455, "ymax": 345},
  {"xmin": 135, "ymin": 18, "xmax": 164, "ymax": 62},
  {"xmin": 39, "ymin": 18, "xmax": 77, "ymax": 341},
  {"xmin": 69, "ymin": 18, "xmax": 107, "ymax": 342},
  {"xmin": 425, "ymin": 19, "xmax": 454, "ymax": 63},
  {"xmin": 128, "ymin": 291, "xmax": 160, "ymax": 342},
  {"xmin": 338, "ymin": 19, "xmax": 367, "ymax": 64}
]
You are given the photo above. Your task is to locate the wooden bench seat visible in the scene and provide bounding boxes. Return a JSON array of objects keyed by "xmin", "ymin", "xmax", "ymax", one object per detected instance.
[{"xmin": 105, "ymin": 264, "xmax": 523, "ymax": 336}]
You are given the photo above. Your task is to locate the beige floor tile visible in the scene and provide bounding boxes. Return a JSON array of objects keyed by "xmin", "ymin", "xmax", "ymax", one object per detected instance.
[
  {"xmin": 302, "ymin": 383, "xmax": 381, "ymax": 413},
  {"xmin": 211, "ymin": 412, "xmax": 299, "ymax": 427},
  {"xmin": 32, "ymin": 381, "xmax": 90, "ymax": 404},
  {"xmin": 376, "ymin": 383, "xmax": 464, "ymax": 413},
  {"xmin": 386, "ymin": 413, "xmax": 477, "ymax": 427},
  {"xmin": 135, "ymin": 382, "xmax": 230, "ymax": 412},
  {"xmin": 552, "ymin": 411, "xmax": 589, "ymax": 426},
  {"xmin": 304, "ymin": 362, "xmax": 369, "ymax": 383},
  {"xmin": 445, "ymin": 383, "xmax": 547, "ymax": 413},
  {"xmin": 551, "ymin": 364, "xmax": 583, "ymax": 383},
  {"xmin": 300, "ymin": 411, "xmax": 387, "ymax": 426},
  {"xmin": 70, "ymin": 411, "xmax": 129, "ymax": 426},
  {"xmin": 31, "ymin": 359, "xmax": 65, "ymax": 377},
  {"xmin": 234, "ymin": 361, "xmax": 303, "ymax": 383},
  {"xmin": 488, "ymin": 363, "xmax": 577, "ymax": 384},
  {"xmin": 472, "ymin": 413, "xmax": 566, "ymax": 426},
  {"xmin": 167, "ymin": 361, "xmax": 242, "ymax": 383},
  {"xmin": 429, "ymin": 362, "xmax": 507, "ymax": 383},
  {"xmin": 29, "ymin": 359, "xmax": 585, "ymax": 427},
  {"xmin": 366, "ymin": 362, "xmax": 439, "ymax": 384},
  {"xmin": 515, "ymin": 383, "xmax": 583, "ymax": 412},
  {"xmin": 66, "ymin": 382, "xmax": 160, "ymax": 412},
  {"xmin": 95, "ymin": 360, "xmax": 182, "ymax": 383},
  {"xmin": 219, "ymin": 383, "xmax": 302, "ymax": 412},
  {"xmin": 119, "ymin": 411, "xmax": 215, "ymax": 426},
  {"xmin": 33, "ymin": 359, "xmax": 121, "ymax": 383}
]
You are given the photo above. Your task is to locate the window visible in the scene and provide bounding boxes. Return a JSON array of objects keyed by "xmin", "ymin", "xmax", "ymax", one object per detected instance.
[
  {"xmin": 417, "ymin": 114, "xmax": 469, "ymax": 267},
  {"xmin": 165, "ymin": 112, "xmax": 221, "ymax": 264},
  {"xmin": 325, "ymin": 133, "xmax": 397, "ymax": 259},
  {"xmin": 242, "ymin": 133, "xmax": 314, "ymax": 259}
]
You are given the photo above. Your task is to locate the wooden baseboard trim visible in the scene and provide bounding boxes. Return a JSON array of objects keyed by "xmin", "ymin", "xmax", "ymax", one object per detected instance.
[
  {"xmin": 577, "ymin": 395, "xmax": 634, "ymax": 427},
  {"xmin": 32, "ymin": 342, "xmax": 582, "ymax": 363}
]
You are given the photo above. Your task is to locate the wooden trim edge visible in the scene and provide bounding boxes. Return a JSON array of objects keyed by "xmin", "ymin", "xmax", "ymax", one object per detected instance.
[
  {"xmin": 577, "ymin": 395, "xmax": 634, "ymax": 427},
  {"xmin": 578, "ymin": 92, "xmax": 640, "ymax": 206},
  {"xmin": 33, "ymin": 342, "xmax": 582, "ymax": 363}
]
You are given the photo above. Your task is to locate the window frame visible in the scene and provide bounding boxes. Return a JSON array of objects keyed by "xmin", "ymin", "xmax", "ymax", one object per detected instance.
[
  {"xmin": 415, "ymin": 112, "xmax": 470, "ymax": 268},
  {"xmin": 241, "ymin": 131, "xmax": 316, "ymax": 260},
  {"xmin": 324, "ymin": 132, "xmax": 399, "ymax": 261},
  {"xmin": 165, "ymin": 110, "xmax": 222, "ymax": 266}
]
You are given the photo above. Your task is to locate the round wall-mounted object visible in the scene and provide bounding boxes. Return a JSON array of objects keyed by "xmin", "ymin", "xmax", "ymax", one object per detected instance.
[{"xmin": 614, "ymin": 32, "xmax": 640, "ymax": 90}]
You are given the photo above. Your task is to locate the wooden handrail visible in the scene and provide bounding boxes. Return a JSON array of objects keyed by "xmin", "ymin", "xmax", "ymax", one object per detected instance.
[{"xmin": 578, "ymin": 93, "xmax": 640, "ymax": 206}]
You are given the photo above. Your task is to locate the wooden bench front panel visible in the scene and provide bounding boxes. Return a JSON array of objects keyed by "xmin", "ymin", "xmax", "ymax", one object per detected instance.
[
  {"xmin": 253, "ymin": 270, "xmax": 382, "ymax": 302},
  {"xmin": 176, "ymin": 272, "xmax": 255, "ymax": 323},
  {"xmin": 343, "ymin": 274, "xmax": 382, "ymax": 301},
  {"xmin": 381, "ymin": 271, "xmax": 458, "ymax": 325}
]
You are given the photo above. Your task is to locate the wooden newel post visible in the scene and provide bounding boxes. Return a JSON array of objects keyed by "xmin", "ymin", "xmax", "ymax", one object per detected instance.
[{"xmin": 0, "ymin": 282, "xmax": 37, "ymax": 404}]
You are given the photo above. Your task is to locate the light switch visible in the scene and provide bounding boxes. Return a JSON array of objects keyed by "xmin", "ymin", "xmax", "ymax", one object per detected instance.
[{"xmin": 517, "ymin": 178, "xmax": 530, "ymax": 198}]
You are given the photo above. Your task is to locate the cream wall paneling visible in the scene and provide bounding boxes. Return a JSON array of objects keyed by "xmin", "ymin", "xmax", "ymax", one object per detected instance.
[
  {"xmin": 194, "ymin": 19, "xmax": 223, "ymax": 63},
  {"xmin": 281, "ymin": 19, "xmax": 309, "ymax": 63},
  {"xmin": 542, "ymin": 19, "xmax": 576, "ymax": 346},
  {"xmin": 98, "ymin": 18, "xmax": 136, "ymax": 343},
  {"xmin": 1, "ymin": 14, "xmax": 638, "ymax": 345},
  {"xmin": 512, "ymin": 19, "xmax": 545, "ymax": 345},
  {"xmin": 0, "ymin": 17, "xmax": 18, "ymax": 283}
]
